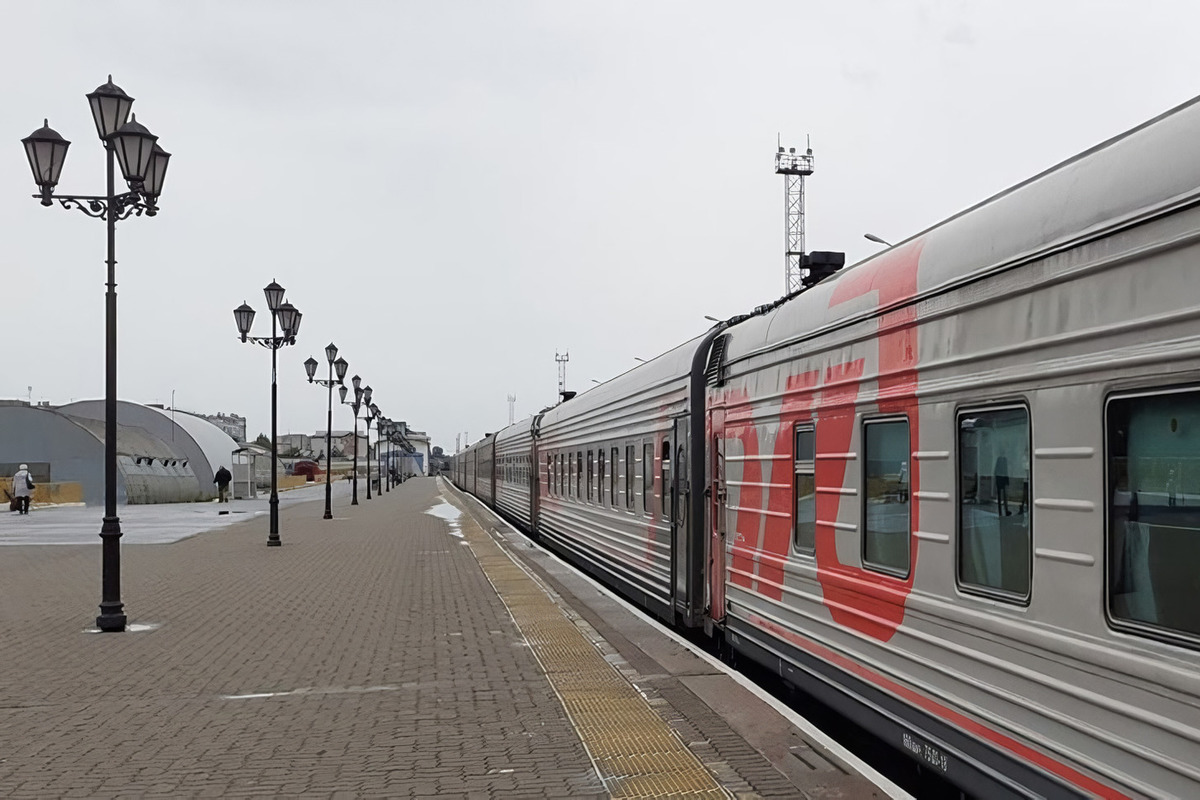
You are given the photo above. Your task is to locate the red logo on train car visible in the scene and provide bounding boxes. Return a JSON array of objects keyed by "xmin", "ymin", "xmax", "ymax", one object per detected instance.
[{"xmin": 719, "ymin": 241, "xmax": 925, "ymax": 642}]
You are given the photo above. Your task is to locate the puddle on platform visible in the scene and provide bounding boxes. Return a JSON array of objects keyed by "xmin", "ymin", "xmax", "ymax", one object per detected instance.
[
  {"xmin": 84, "ymin": 622, "xmax": 161, "ymax": 634},
  {"xmin": 425, "ymin": 501, "xmax": 464, "ymax": 537}
]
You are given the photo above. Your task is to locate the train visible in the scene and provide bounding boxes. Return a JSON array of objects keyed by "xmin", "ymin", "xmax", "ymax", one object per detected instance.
[{"xmin": 450, "ymin": 96, "xmax": 1200, "ymax": 798}]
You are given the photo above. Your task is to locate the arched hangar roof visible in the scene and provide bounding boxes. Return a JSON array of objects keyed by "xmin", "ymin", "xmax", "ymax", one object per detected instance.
[{"xmin": 56, "ymin": 400, "xmax": 235, "ymax": 489}]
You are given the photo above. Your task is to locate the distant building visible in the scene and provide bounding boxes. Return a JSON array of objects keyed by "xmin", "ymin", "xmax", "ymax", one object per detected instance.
[
  {"xmin": 276, "ymin": 433, "xmax": 312, "ymax": 457},
  {"xmin": 315, "ymin": 431, "xmax": 369, "ymax": 460},
  {"xmin": 200, "ymin": 411, "xmax": 247, "ymax": 443},
  {"xmin": 382, "ymin": 422, "xmax": 431, "ymax": 477}
]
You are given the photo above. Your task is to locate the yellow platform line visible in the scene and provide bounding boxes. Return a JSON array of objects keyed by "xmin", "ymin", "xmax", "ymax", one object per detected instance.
[{"xmin": 449, "ymin": 494, "xmax": 728, "ymax": 798}]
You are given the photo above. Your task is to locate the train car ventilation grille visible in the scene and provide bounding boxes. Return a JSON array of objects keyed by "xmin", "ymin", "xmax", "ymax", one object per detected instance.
[{"xmin": 705, "ymin": 334, "xmax": 729, "ymax": 387}]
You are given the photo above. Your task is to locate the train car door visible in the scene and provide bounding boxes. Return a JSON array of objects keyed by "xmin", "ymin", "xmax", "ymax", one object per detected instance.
[
  {"xmin": 709, "ymin": 407, "xmax": 727, "ymax": 623},
  {"xmin": 488, "ymin": 435, "xmax": 497, "ymax": 504},
  {"xmin": 670, "ymin": 415, "xmax": 689, "ymax": 608},
  {"xmin": 529, "ymin": 414, "xmax": 544, "ymax": 535}
]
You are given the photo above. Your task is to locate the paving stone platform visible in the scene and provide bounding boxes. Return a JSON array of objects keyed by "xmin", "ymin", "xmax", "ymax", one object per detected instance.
[{"xmin": 0, "ymin": 477, "xmax": 891, "ymax": 798}]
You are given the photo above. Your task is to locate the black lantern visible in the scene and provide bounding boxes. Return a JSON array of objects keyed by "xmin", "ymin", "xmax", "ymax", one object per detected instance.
[
  {"xmin": 110, "ymin": 114, "xmax": 158, "ymax": 186},
  {"xmin": 334, "ymin": 357, "xmax": 349, "ymax": 383},
  {"xmin": 363, "ymin": 386, "xmax": 373, "ymax": 406},
  {"xmin": 143, "ymin": 144, "xmax": 171, "ymax": 202},
  {"xmin": 339, "ymin": 385, "xmax": 348, "ymax": 404},
  {"xmin": 21, "ymin": 120, "xmax": 71, "ymax": 205},
  {"xmin": 325, "ymin": 342, "xmax": 339, "ymax": 364},
  {"xmin": 304, "ymin": 356, "xmax": 319, "ymax": 381},
  {"xmin": 264, "ymin": 280, "xmax": 285, "ymax": 312},
  {"xmin": 233, "ymin": 302, "xmax": 256, "ymax": 342},
  {"xmin": 352, "ymin": 374, "xmax": 362, "ymax": 392},
  {"xmin": 85, "ymin": 75, "xmax": 133, "ymax": 141},
  {"xmin": 276, "ymin": 302, "xmax": 300, "ymax": 339}
]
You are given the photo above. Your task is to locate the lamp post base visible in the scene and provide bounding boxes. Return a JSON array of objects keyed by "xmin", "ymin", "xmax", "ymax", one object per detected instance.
[
  {"xmin": 97, "ymin": 518, "xmax": 125, "ymax": 632},
  {"xmin": 96, "ymin": 606, "xmax": 127, "ymax": 632},
  {"xmin": 267, "ymin": 494, "xmax": 281, "ymax": 546}
]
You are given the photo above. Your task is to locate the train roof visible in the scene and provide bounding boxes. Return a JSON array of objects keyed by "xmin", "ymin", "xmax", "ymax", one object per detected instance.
[
  {"xmin": 724, "ymin": 94, "xmax": 1200, "ymax": 359},
  {"xmin": 538, "ymin": 335, "xmax": 703, "ymax": 430},
  {"xmin": 493, "ymin": 414, "xmax": 537, "ymax": 445}
]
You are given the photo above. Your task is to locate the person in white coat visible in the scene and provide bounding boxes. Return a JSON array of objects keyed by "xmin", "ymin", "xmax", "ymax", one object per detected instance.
[{"xmin": 12, "ymin": 463, "xmax": 33, "ymax": 515}]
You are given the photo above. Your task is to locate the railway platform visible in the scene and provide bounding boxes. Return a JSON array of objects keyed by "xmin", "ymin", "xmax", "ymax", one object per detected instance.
[{"xmin": 0, "ymin": 477, "xmax": 896, "ymax": 798}]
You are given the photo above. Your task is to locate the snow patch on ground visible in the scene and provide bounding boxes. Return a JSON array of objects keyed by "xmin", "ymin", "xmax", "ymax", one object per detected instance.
[{"xmin": 426, "ymin": 501, "xmax": 463, "ymax": 537}]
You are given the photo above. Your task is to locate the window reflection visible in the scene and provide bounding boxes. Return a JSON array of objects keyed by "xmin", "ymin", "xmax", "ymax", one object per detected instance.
[
  {"xmin": 863, "ymin": 419, "xmax": 910, "ymax": 574},
  {"xmin": 794, "ymin": 425, "xmax": 815, "ymax": 553},
  {"xmin": 1108, "ymin": 390, "xmax": 1200, "ymax": 639},
  {"xmin": 958, "ymin": 408, "xmax": 1031, "ymax": 598}
]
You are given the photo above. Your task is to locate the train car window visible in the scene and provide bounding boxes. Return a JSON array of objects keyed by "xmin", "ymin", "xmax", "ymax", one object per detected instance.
[
  {"xmin": 598, "ymin": 450, "xmax": 606, "ymax": 504},
  {"xmin": 570, "ymin": 452, "xmax": 577, "ymax": 498},
  {"xmin": 1107, "ymin": 388, "xmax": 1200, "ymax": 644},
  {"xmin": 643, "ymin": 443, "xmax": 654, "ymax": 514},
  {"xmin": 794, "ymin": 425, "xmax": 816, "ymax": 553},
  {"xmin": 611, "ymin": 447, "xmax": 619, "ymax": 507},
  {"xmin": 547, "ymin": 455, "xmax": 553, "ymax": 495},
  {"xmin": 957, "ymin": 407, "xmax": 1031, "ymax": 601},
  {"xmin": 662, "ymin": 440, "xmax": 672, "ymax": 520},
  {"xmin": 587, "ymin": 451, "xmax": 594, "ymax": 501},
  {"xmin": 626, "ymin": 445, "xmax": 635, "ymax": 509},
  {"xmin": 862, "ymin": 418, "xmax": 911, "ymax": 576},
  {"xmin": 576, "ymin": 451, "xmax": 583, "ymax": 498}
]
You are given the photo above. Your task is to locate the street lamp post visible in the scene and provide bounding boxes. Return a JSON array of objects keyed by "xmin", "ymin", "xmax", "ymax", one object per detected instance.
[
  {"xmin": 384, "ymin": 420, "xmax": 394, "ymax": 492},
  {"xmin": 384, "ymin": 422, "xmax": 393, "ymax": 491},
  {"xmin": 378, "ymin": 417, "xmax": 390, "ymax": 493},
  {"xmin": 305, "ymin": 345, "xmax": 348, "ymax": 520},
  {"xmin": 365, "ymin": 399, "xmax": 378, "ymax": 499},
  {"xmin": 341, "ymin": 376, "xmax": 364, "ymax": 505},
  {"xmin": 23, "ymin": 76, "xmax": 171, "ymax": 633},
  {"xmin": 234, "ymin": 282, "xmax": 302, "ymax": 546}
]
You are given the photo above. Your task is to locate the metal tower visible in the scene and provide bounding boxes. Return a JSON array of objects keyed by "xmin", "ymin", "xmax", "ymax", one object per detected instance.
[
  {"xmin": 555, "ymin": 351, "xmax": 569, "ymax": 398},
  {"xmin": 776, "ymin": 136, "xmax": 816, "ymax": 294},
  {"xmin": 507, "ymin": 394, "xmax": 517, "ymax": 425}
]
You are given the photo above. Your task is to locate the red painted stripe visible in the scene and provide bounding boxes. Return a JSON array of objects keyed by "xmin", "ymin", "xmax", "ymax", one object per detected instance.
[{"xmin": 743, "ymin": 612, "xmax": 1133, "ymax": 800}]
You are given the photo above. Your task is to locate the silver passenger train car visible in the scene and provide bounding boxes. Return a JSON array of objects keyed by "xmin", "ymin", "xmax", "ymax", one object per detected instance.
[{"xmin": 451, "ymin": 97, "xmax": 1200, "ymax": 798}]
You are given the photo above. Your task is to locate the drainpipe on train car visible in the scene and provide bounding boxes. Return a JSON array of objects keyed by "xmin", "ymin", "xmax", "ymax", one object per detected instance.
[{"xmin": 681, "ymin": 322, "xmax": 729, "ymax": 628}]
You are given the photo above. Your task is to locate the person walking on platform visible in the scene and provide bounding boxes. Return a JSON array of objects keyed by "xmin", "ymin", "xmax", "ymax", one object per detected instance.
[
  {"xmin": 994, "ymin": 455, "xmax": 1011, "ymax": 517},
  {"xmin": 12, "ymin": 464, "xmax": 34, "ymax": 515},
  {"xmin": 213, "ymin": 465, "xmax": 232, "ymax": 503}
]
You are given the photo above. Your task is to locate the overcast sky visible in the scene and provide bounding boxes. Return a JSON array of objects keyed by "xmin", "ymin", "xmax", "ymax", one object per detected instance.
[{"xmin": 3, "ymin": 1, "xmax": 1198, "ymax": 453}]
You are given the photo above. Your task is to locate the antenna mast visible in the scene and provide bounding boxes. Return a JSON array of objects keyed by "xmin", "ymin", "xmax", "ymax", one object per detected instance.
[
  {"xmin": 775, "ymin": 135, "xmax": 816, "ymax": 294},
  {"xmin": 555, "ymin": 351, "xmax": 570, "ymax": 398},
  {"xmin": 507, "ymin": 394, "xmax": 517, "ymax": 425}
]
